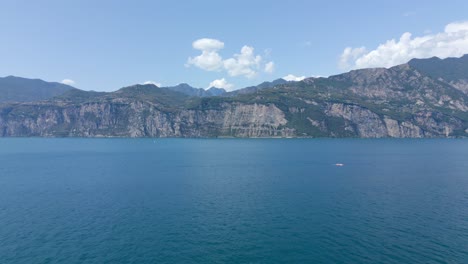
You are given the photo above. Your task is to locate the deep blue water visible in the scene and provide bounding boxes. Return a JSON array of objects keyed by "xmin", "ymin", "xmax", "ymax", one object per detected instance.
[{"xmin": 0, "ymin": 139, "xmax": 467, "ymax": 263}]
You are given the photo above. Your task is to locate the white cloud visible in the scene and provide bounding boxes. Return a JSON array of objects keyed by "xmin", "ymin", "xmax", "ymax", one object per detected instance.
[
  {"xmin": 339, "ymin": 21, "xmax": 468, "ymax": 70},
  {"xmin": 223, "ymin": 46, "xmax": 262, "ymax": 78},
  {"xmin": 208, "ymin": 78, "xmax": 234, "ymax": 91},
  {"xmin": 61, "ymin": 79, "xmax": 75, "ymax": 86},
  {"xmin": 143, "ymin": 81, "xmax": 162, "ymax": 87},
  {"xmin": 187, "ymin": 38, "xmax": 224, "ymax": 71},
  {"xmin": 187, "ymin": 39, "xmax": 271, "ymax": 78},
  {"xmin": 264, "ymin": 61, "xmax": 275, "ymax": 73},
  {"xmin": 283, "ymin": 74, "xmax": 306, "ymax": 82},
  {"xmin": 445, "ymin": 21, "xmax": 468, "ymax": 32},
  {"xmin": 339, "ymin": 47, "xmax": 367, "ymax": 70},
  {"xmin": 192, "ymin": 38, "xmax": 224, "ymax": 51}
]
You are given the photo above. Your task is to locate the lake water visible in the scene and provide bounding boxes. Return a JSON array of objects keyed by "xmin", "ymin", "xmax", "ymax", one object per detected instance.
[{"xmin": 0, "ymin": 139, "xmax": 467, "ymax": 263}]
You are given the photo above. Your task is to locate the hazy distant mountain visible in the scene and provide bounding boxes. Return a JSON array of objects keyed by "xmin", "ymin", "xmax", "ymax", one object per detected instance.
[
  {"xmin": 163, "ymin": 83, "xmax": 226, "ymax": 97},
  {"xmin": 0, "ymin": 76, "xmax": 75, "ymax": 103},
  {"xmin": 205, "ymin": 87, "xmax": 226, "ymax": 96},
  {"xmin": 409, "ymin": 55, "xmax": 468, "ymax": 82},
  {"xmin": 409, "ymin": 55, "xmax": 468, "ymax": 94},
  {"xmin": 164, "ymin": 79, "xmax": 288, "ymax": 97},
  {"xmin": 226, "ymin": 78, "xmax": 288, "ymax": 96},
  {"xmin": 1, "ymin": 55, "xmax": 468, "ymax": 138}
]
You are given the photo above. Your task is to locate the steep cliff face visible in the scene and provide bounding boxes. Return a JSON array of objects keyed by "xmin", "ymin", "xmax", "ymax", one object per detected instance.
[
  {"xmin": 1, "ymin": 56, "xmax": 468, "ymax": 138},
  {"xmin": 0, "ymin": 100, "xmax": 294, "ymax": 137},
  {"xmin": 1, "ymin": 97, "xmax": 464, "ymax": 138},
  {"xmin": 322, "ymin": 103, "xmax": 463, "ymax": 138},
  {"xmin": 324, "ymin": 64, "xmax": 468, "ymax": 112}
]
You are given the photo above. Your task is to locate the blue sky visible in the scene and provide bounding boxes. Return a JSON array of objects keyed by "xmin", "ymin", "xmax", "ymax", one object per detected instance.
[{"xmin": 1, "ymin": 0, "xmax": 468, "ymax": 91}]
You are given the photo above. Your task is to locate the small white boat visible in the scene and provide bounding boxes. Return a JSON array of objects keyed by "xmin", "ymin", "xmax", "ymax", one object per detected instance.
[{"xmin": 335, "ymin": 163, "xmax": 344, "ymax": 167}]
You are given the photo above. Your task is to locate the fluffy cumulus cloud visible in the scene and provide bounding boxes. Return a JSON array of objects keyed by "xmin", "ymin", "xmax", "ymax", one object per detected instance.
[
  {"xmin": 192, "ymin": 38, "xmax": 225, "ymax": 51},
  {"xmin": 282, "ymin": 74, "xmax": 306, "ymax": 82},
  {"xmin": 223, "ymin": 46, "xmax": 262, "ymax": 78},
  {"xmin": 143, "ymin": 81, "xmax": 162, "ymax": 87},
  {"xmin": 61, "ymin": 79, "xmax": 75, "ymax": 86},
  {"xmin": 339, "ymin": 21, "xmax": 468, "ymax": 70},
  {"xmin": 187, "ymin": 38, "xmax": 225, "ymax": 71},
  {"xmin": 187, "ymin": 38, "xmax": 274, "ymax": 78},
  {"xmin": 339, "ymin": 47, "xmax": 367, "ymax": 70},
  {"xmin": 208, "ymin": 78, "xmax": 234, "ymax": 91}
]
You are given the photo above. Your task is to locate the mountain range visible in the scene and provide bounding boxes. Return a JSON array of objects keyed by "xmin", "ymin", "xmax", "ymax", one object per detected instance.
[
  {"xmin": 0, "ymin": 76, "xmax": 75, "ymax": 103},
  {"xmin": 1, "ymin": 55, "xmax": 468, "ymax": 138},
  {"xmin": 162, "ymin": 83, "xmax": 226, "ymax": 97}
]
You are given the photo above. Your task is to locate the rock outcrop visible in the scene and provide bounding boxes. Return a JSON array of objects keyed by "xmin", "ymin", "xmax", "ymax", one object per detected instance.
[
  {"xmin": 1, "ymin": 55, "xmax": 468, "ymax": 138},
  {"xmin": 0, "ymin": 101, "xmax": 294, "ymax": 137}
]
